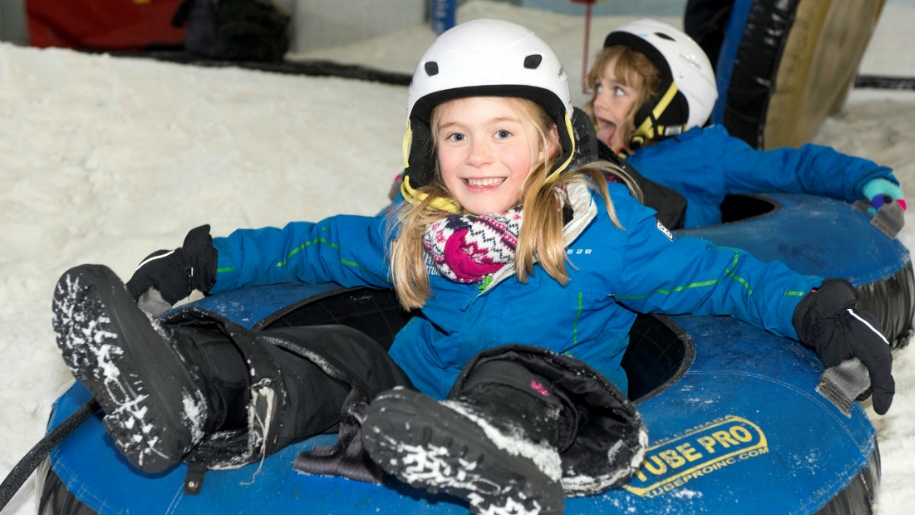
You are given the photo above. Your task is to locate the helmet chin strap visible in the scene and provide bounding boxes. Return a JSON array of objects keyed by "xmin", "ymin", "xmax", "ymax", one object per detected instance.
[
  {"xmin": 544, "ymin": 112, "xmax": 576, "ymax": 185},
  {"xmin": 401, "ymin": 120, "xmax": 412, "ymax": 169},
  {"xmin": 400, "ymin": 176, "xmax": 463, "ymax": 214},
  {"xmin": 400, "ymin": 120, "xmax": 463, "ymax": 214},
  {"xmin": 629, "ymin": 82, "xmax": 684, "ymax": 151}
]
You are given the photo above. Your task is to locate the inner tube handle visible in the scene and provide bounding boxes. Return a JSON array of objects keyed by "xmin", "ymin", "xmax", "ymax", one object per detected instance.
[
  {"xmin": 183, "ymin": 463, "xmax": 207, "ymax": 495},
  {"xmin": 871, "ymin": 201, "xmax": 905, "ymax": 240}
]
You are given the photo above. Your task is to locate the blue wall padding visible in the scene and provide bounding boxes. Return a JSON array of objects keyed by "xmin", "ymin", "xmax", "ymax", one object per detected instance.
[{"xmin": 711, "ymin": 0, "xmax": 754, "ymax": 125}]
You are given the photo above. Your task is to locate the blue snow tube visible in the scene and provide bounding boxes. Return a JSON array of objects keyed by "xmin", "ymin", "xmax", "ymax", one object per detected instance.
[
  {"xmin": 683, "ymin": 193, "xmax": 914, "ymax": 350},
  {"xmin": 39, "ymin": 193, "xmax": 904, "ymax": 514}
]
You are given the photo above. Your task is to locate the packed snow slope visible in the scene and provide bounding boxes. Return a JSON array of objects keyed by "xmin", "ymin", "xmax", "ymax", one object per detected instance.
[{"xmin": 0, "ymin": 1, "xmax": 914, "ymax": 513}]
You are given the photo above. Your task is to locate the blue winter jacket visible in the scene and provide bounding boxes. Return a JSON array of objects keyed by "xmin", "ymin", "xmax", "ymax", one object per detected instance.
[
  {"xmin": 628, "ymin": 125, "xmax": 897, "ymax": 228},
  {"xmin": 211, "ymin": 182, "xmax": 822, "ymax": 399}
]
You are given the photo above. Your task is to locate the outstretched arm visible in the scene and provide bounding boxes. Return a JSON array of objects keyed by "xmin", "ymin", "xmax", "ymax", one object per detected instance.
[
  {"xmin": 611, "ymin": 197, "xmax": 893, "ymax": 413},
  {"xmin": 713, "ymin": 125, "xmax": 900, "ymax": 207},
  {"xmin": 125, "ymin": 212, "xmax": 393, "ymax": 312},
  {"xmin": 211, "ymin": 213, "xmax": 392, "ymax": 293},
  {"xmin": 612, "ymin": 205, "xmax": 819, "ymax": 338}
]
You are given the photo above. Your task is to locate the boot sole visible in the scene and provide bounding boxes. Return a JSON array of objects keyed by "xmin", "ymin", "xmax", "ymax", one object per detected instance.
[
  {"xmin": 52, "ymin": 264, "xmax": 202, "ymax": 473},
  {"xmin": 362, "ymin": 388, "xmax": 565, "ymax": 515}
]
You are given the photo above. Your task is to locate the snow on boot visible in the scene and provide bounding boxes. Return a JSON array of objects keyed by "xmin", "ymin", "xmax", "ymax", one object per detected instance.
[
  {"xmin": 52, "ymin": 264, "xmax": 219, "ymax": 473},
  {"xmin": 452, "ymin": 345, "xmax": 648, "ymax": 497},
  {"xmin": 362, "ymin": 387, "xmax": 566, "ymax": 515}
]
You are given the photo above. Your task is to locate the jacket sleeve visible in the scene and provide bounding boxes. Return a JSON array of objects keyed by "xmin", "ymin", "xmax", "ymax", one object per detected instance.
[
  {"xmin": 209, "ymin": 212, "xmax": 392, "ymax": 293},
  {"xmin": 708, "ymin": 125, "xmax": 897, "ymax": 202},
  {"xmin": 610, "ymin": 194, "xmax": 822, "ymax": 339}
]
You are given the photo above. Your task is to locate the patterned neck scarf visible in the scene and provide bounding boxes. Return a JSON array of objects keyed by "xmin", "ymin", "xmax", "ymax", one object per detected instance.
[{"xmin": 422, "ymin": 207, "xmax": 523, "ymax": 283}]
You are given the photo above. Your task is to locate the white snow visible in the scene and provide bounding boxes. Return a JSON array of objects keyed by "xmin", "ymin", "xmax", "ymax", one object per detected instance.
[
  {"xmin": 1, "ymin": 0, "xmax": 914, "ymax": 513},
  {"xmin": 181, "ymin": 390, "xmax": 207, "ymax": 445},
  {"xmin": 442, "ymin": 400, "xmax": 564, "ymax": 482}
]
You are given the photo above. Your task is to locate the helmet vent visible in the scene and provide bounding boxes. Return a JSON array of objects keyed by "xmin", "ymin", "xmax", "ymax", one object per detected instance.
[
  {"xmin": 523, "ymin": 54, "xmax": 543, "ymax": 69},
  {"xmin": 655, "ymin": 32, "xmax": 675, "ymax": 41},
  {"xmin": 424, "ymin": 62, "xmax": 439, "ymax": 76}
]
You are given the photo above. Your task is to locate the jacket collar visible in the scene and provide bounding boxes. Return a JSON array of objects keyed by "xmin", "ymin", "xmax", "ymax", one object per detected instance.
[
  {"xmin": 473, "ymin": 181, "xmax": 598, "ymax": 296},
  {"xmin": 562, "ymin": 181, "xmax": 598, "ymax": 244}
]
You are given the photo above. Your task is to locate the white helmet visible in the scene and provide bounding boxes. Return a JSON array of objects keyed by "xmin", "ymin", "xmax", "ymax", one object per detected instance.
[
  {"xmin": 603, "ymin": 19, "xmax": 717, "ymax": 149},
  {"xmin": 402, "ymin": 18, "xmax": 576, "ymax": 197}
]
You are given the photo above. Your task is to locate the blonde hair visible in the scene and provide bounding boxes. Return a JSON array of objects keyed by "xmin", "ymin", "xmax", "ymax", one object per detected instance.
[
  {"xmin": 389, "ymin": 97, "xmax": 624, "ymax": 310},
  {"xmin": 584, "ymin": 46, "xmax": 661, "ymax": 149}
]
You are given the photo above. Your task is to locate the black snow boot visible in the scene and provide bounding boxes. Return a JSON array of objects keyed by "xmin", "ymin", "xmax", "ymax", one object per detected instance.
[
  {"xmin": 361, "ymin": 360, "xmax": 571, "ymax": 515},
  {"xmin": 52, "ymin": 264, "xmax": 249, "ymax": 473},
  {"xmin": 175, "ymin": 320, "xmax": 411, "ymax": 476}
]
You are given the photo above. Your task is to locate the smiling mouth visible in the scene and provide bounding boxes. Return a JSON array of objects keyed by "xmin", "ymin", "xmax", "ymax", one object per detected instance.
[{"xmin": 465, "ymin": 177, "xmax": 506, "ymax": 187}]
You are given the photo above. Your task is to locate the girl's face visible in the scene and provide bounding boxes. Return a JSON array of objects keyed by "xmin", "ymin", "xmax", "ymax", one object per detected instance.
[
  {"xmin": 436, "ymin": 97, "xmax": 555, "ymax": 216},
  {"xmin": 592, "ymin": 55, "xmax": 640, "ymax": 152}
]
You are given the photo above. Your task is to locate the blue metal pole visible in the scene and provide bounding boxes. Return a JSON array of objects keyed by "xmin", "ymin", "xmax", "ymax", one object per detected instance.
[{"xmin": 431, "ymin": 0, "xmax": 457, "ymax": 35}]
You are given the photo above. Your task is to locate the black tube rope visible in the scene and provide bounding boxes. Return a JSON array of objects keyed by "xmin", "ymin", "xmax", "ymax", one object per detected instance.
[
  {"xmin": 854, "ymin": 74, "xmax": 915, "ymax": 91},
  {"xmin": 102, "ymin": 50, "xmax": 915, "ymax": 91},
  {"xmin": 0, "ymin": 399, "xmax": 100, "ymax": 513},
  {"xmin": 108, "ymin": 50, "xmax": 413, "ymax": 86}
]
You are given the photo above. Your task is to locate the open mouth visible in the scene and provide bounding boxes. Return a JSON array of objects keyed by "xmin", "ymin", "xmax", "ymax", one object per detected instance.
[
  {"xmin": 464, "ymin": 177, "xmax": 506, "ymax": 188},
  {"xmin": 596, "ymin": 118, "xmax": 617, "ymax": 147}
]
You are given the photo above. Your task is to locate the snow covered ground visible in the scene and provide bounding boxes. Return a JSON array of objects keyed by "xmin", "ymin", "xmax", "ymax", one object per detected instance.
[{"xmin": 0, "ymin": 1, "xmax": 914, "ymax": 513}]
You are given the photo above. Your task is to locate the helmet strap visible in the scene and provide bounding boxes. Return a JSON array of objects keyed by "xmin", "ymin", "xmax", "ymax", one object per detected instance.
[
  {"xmin": 402, "ymin": 121, "xmax": 412, "ymax": 169},
  {"xmin": 545, "ymin": 112, "xmax": 576, "ymax": 185},
  {"xmin": 629, "ymin": 82, "xmax": 686, "ymax": 150},
  {"xmin": 400, "ymin": 175, "xmax": 462, "ymax": 214}
]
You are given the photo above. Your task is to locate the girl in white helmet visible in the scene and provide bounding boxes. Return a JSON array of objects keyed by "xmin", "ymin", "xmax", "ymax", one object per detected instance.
[
  {"xmin": 586, "ymin": 18, "xmax": 905, "ymax": 229},
  {"xmin": 51, "ymin": 18, "xmax": 893, "ymax": 515}
]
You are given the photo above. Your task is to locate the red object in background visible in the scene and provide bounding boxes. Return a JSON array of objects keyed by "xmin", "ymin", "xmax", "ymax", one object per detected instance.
[
  {"xmin": 27, "ymin": 0, "xmax": 187, "ymax": 50},
  {"xmin": 569, "ymin": 0, "xmax": 607, "ymax": 91}
]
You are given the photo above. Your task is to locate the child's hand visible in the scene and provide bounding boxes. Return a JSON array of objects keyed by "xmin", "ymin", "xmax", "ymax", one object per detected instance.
[
  {"xmin": 792, "ymin": 279, "xmax": 895, "ymax": 414},
  {"xmin": 126, "ymin": 225, "xmax": 218, "ymax": 306},
  {"xmin": 863, "ymin": 178, "xmax": 906, "ymax": 215}
]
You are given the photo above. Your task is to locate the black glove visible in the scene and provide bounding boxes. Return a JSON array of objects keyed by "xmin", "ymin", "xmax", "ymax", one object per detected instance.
[
  {"xmin": 126, "ymin": 225, "xmax": 218, "ymax": 305},
  {"xmin": 793, "ymin": 278, "xmax": 895, "ymax": 414}
]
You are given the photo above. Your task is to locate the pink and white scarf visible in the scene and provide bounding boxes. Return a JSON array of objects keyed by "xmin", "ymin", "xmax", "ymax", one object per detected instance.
[{"xmin": 422, "ymin": 207, "xmax": 523, "ymax": 283}]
